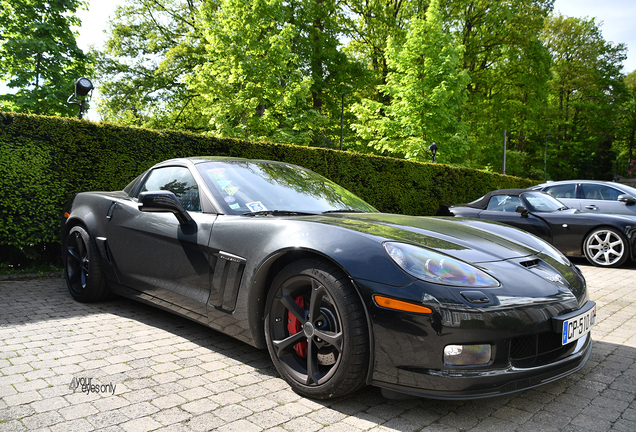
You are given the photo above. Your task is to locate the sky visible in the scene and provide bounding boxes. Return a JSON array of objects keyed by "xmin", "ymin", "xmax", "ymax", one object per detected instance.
[{"xmin": 2, "ymin": 0, "xmax": 635, "ymax": 121}]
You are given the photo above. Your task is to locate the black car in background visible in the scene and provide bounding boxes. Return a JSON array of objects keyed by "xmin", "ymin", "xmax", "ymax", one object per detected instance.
[
  {"xmin": 446, "ymin": 189, "xmax": 636, "ymax": 268},
  {"xmin": 62, "ymin": 158, "xmax": 595, "ymax": 400}
]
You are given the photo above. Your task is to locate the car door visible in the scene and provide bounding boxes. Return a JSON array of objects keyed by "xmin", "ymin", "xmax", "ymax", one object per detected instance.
[
  {"xmin": 106, "ymin": 165, "xmax": 215, "ymax": 320},
  {"xmin": 533, "ymin": 211, "xmax": 591, "ymax": 257},
  {"xmin": 478, "ymin": 195, "xmax": 553, "ymax": 244},
  {"xmin": 579, "ymin": 183, "xmax": 636, "ymax": 215}
]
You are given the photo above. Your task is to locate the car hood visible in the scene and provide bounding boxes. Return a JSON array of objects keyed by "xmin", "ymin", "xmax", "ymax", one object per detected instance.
[{"xmin": 314, "ymin": 213, "xmax": 555, "ymax": 264}]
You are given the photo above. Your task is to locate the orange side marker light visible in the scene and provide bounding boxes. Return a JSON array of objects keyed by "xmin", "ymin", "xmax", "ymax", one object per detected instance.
[{"xmin": 374, "ymin": 295, "xmax": 433, "ymax": 314}]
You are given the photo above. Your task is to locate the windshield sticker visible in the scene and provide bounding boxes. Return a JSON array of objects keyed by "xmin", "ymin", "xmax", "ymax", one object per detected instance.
[
  {"xmin": 208, "ymin": 168, "xmax": 226, "ymax": 180},
  {"xmin": 229, "ymin": 203, "xmax": 241, "ymax": 210},
  {"xmin": 217, "ymin": 180, "xmax": 232, "ymax": 188},
  {"xmin": 246, "ymin": 201, "xmax": 267, "ymax": 212},
  {"xmin": 224, "ymin": 196, "xmax": 236, "ymax": 203},
  {"xmin": 224, "ymin": 186, "xmax": 239, "ymax": 196}
]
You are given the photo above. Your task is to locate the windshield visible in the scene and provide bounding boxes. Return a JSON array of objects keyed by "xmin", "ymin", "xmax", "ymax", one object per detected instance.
[
  {"xmin": 522, "ymin": 192, "xmax": 568, "ymax": 212},
  {"xmin": 196, "ymin": 160, "xmax": 378, "ymax": 215}
]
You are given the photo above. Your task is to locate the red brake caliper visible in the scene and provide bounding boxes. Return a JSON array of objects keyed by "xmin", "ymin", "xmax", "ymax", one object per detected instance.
[{"xmin": 287, "ymin": 295, "xmax": 307, "ymax": 358}]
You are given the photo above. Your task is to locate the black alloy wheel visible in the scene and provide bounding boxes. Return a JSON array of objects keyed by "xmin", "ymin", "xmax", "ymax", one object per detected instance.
[
  {"xmin": 264, "ymin": 259, "xmax": 369, "ymax": 399},
  {"xmin": 64, "ymin": 225, "xmax": 110, "ymax": 302}
]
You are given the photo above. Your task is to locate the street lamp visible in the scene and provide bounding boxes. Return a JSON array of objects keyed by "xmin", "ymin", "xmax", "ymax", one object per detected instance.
[
  {"xmin": 340, "ymin": 93, "xmax": 345, "ymax": 151},
  {"xmin": 67, "ymin": 77, "xmax": 94, "ymax": 119},
  {"xmin": 544, "ymin": 134, "xmax": 552, "ymax": 181},
  {"xmin": 428, "ymin": 142, "xmax": 438, "ymax": 163}
]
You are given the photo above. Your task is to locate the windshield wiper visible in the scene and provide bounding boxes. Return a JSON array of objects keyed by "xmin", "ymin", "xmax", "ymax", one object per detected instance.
[
  {"xmin": 240, "ymin": 210, "xmax": 316, "ymax": 217},
  {"xmin": 322, "ymin": 209, "xmax": 366, "ymax": 214}
]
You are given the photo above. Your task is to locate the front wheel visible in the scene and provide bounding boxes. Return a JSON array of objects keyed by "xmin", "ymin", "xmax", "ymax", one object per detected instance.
[
  {"xmin": 583, "ymin": 227, "xmax": 629, "ymax": 268},
  {"xmin": 264, "ymin": 259, "xmax": 369, "ymax": 399},
  {"xmin": 63, "ymin": 225, "xmax": 110, "ymax": 302}
]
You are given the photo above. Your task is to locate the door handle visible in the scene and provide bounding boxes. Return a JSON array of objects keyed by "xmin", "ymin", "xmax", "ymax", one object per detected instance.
[{"xmin": 584, "ymin": 205, "xmax": 597, "ymax": 210}]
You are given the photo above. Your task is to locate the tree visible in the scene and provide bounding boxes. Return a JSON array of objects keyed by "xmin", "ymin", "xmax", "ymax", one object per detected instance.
[
  {"xmin": 613, "ymin": 70, "xmax": 636, "ymax": 177},
  {"xmin": 442, "ymin": 0, "xmax": 553, "ymax": 174},
  {"xmin": 352, "ymin": 0, "xmax": 469, "ymax": 162},
  {"xmin": 342, "ymin": 0, "xmax": 427, "ymax": 102},
  {"xmin": 0, "ymin": 0, "xmax": 93, "ymax": 116},
  {"xmin": 98, "ymin": 0, "xmax": 361, "ymax": 147},
  {"xmin": 542, "ymin": 14, "xmax": 628, "ymax": 180},
  {"xmin": 188, "ymin": 0, "xmax": 321, "ymax": 145},
  {"xmin": 97, "ymin": 0, "xmax": 207, "ymax": 130}
]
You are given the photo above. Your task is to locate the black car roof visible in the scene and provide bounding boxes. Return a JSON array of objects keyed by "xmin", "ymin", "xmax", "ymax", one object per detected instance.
[{"xmin": 466, "ymin": 189, "xmax": 543, "ymax": 209}]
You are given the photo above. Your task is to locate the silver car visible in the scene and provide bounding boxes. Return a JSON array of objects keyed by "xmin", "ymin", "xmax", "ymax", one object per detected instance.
[{"xmin": 532, "ymin": 180, "xmax": 636, "ymax": 215}]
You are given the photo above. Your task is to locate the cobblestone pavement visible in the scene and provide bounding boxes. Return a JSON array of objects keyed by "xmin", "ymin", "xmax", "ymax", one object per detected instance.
[{"xmin": 2, "ymin": 259, "xmax": 636, "ymax": 432}]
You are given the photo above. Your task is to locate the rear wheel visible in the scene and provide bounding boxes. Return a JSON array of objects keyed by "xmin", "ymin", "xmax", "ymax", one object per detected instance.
[
  {"xmin": 583, "ymin": 227, "xmax": 629, "ymax": 268},
  {"xmin": 264, "ymin": 259, "xmax": 369, "ymax": 399},
  {"xmin": 64, "ymin": 225, "xmax": 110, "ymax": 302}
]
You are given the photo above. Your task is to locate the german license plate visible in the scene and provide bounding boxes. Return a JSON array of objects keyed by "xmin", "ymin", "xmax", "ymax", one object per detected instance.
[{"xmin": 552, "ymin": 301, "xmax": 596, "ymax": 345}]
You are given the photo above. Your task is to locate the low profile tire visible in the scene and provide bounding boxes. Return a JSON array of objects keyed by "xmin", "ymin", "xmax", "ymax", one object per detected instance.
[
  {"xmin": 583, "ymin": 227, "xmax": 629, "ymax": 268},
  {"xmin": 63, "ymin": 225, "xmax": 110, "ymax": 302},
  {"xmin": 264, "ymin": 259, "xmax": 369, "ymax": 399}
]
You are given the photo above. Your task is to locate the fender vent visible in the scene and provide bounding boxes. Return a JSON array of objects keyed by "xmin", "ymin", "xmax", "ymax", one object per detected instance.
[
  {"xmin": 209, "ymin": 252, "xmax": 246, "ymax": 311},
  {"xmin": 520, "ymin": 259, "xmax": 540, "ymax": 268}
]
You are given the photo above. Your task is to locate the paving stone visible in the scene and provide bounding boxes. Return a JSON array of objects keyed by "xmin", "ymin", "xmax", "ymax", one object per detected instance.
[
  {"xmin": 151, "ymin": 407, "xmax": 192, "ymax": 426},
  {"xmin": 120, "ymin": 417, "xmax": 162, "ymax": 432}
]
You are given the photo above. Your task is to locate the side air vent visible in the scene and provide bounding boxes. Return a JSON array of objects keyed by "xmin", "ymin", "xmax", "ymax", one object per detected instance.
[
  {"xmin": 209, "ymin": 251, "xmax": 246, "ymax": 311},
  {"xmin": 520, "ymin": 259, "xmax": 540, "ymax": 268}
]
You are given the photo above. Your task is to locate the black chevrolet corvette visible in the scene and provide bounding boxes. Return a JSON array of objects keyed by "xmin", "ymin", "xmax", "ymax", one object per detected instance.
[
  {"xmin": 445, "ymin": 189, "xmax": 636, "ymax": 268},
  {"xmin": 62, "ymin": 157, "xmax": 595, "ymax": 400}
]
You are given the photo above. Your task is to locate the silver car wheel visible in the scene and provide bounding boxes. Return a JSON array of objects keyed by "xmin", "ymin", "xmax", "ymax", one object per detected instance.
[{"xmin": 583, "ymin": 228, "xmax": 628, "ymax": 267}]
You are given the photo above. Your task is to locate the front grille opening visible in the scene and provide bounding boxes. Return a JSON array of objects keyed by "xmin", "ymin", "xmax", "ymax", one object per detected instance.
[
  {"xmin": 510, "ymin": 332, "xmax": 577, "ymax": 367},
  {"xmin": 520, "ymin": 259, "xmax": 540, "ymax": 268}
]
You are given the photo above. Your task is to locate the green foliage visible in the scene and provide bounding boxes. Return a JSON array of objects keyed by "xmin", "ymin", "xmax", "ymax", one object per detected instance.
[
  {"xmin": 0, "ymin": 130, "xmax": 66, "ymax": 261},
  {"xmin": 613, "ymin": 71, "xmax": 636, "ymax": 177},
  {"xmin": 91, "ymin": 0, "xmax": 631, "ymax": 181},
  {"xmin": 95, "ymin": 0, "xmax": 207, "ymax": 130},
  {"xmin": 542, "ymin": 14, "xmax": 628, "ymax": 180},
  {"xmin": 444, "ymin": 0, "xmax": 554, "ymax": 174},
  {"xmin": 98, "ymin": 0, "xmax": 362, "ymax": 149},
  {"xmin": 0, "ymin": 0, "xmax": 93, "ymax": 116},
  {"xmin": 352, "ymin": 0, "xmax": 469, "ymax": 163},
  {"xmin": 189, "ymin": 0, "xmax": 322, "ymax": 144},
  {"xmin": 0, "ymin": 112, "xmax": 534, "ymax": 264}
]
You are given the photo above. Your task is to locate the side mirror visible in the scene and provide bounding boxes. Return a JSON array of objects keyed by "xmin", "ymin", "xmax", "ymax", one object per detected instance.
[
  {"xmin": 515, "ymin": 206, "xmax": 529, "ymax": 218},
  {"xmin": 138, "ymin": 191, "xmax": 193, "ymax": 224},
  {"xmin": 617, "ymin": 194, "xmax": 636, "ymax": 205}
]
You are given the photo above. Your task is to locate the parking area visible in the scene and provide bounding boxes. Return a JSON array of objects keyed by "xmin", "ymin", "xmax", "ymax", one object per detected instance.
[{"xmin": 2, "ymin": 259, "xmax": 636, "ymax": 432}]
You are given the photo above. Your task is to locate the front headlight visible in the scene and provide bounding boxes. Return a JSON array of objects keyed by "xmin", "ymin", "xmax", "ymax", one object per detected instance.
[{"xmin": 384, "ymin": 242, "xmax": 500, "ymax": 287}]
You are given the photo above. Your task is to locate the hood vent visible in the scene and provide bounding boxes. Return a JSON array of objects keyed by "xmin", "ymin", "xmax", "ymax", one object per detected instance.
[{"xmin": 520, "ymin": 259, "xmax": 540, "ymax": 268}]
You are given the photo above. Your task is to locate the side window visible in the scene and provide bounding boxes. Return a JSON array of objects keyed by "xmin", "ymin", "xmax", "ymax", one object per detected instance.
[
  {"xmin": 544, "ymin": 184, "xmax": 576, "ymax": 199},
  {"xmin": 486, "ymin": 195, "xmax": 521, "ymax": 212},
  {"xmin": 139, "ymin": 166, "xmax": 201, "ymax": 212},
  {"xmin": 582, "ymin": 184, "xmax": 621, "ymax": 201}
]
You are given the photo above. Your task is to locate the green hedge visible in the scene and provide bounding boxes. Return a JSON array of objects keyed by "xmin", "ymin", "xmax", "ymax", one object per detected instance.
[{"xmin": 0, "ymin": 112, "xmax": 534, "ymax": 265}]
